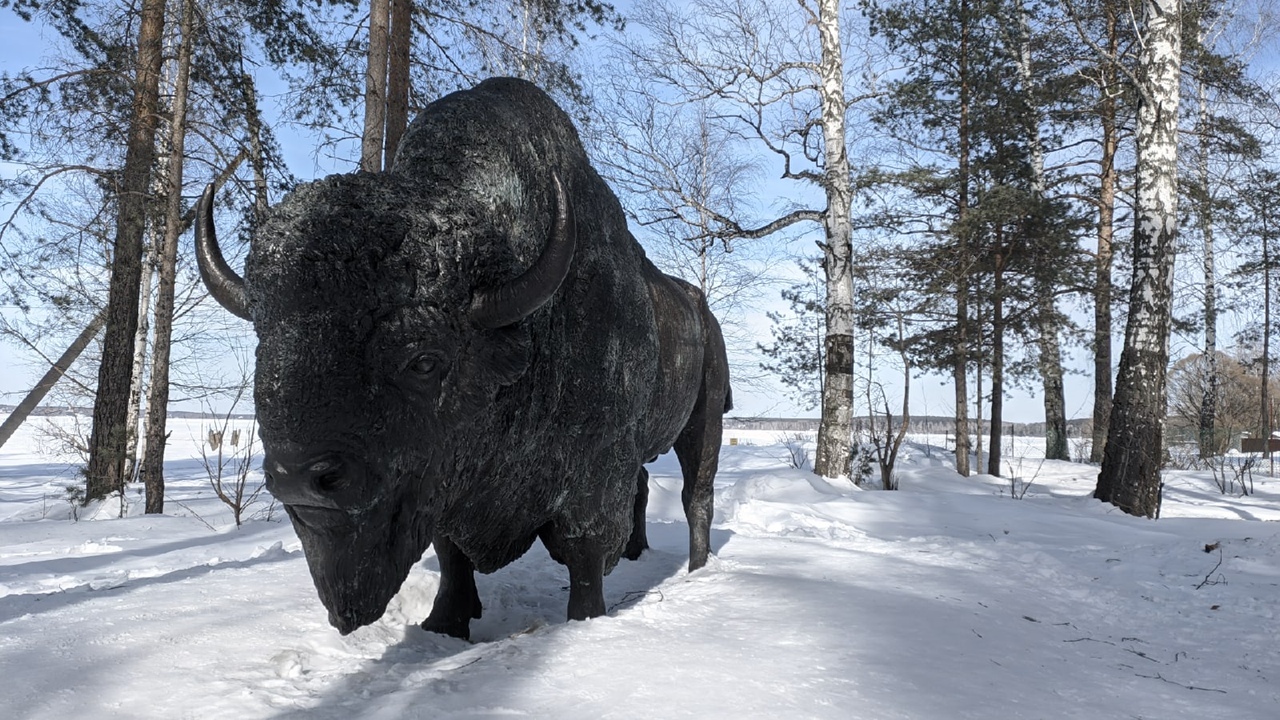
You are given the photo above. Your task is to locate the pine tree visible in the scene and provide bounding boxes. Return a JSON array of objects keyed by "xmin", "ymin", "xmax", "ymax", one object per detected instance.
[
  {"xmin": 137, "ymin": 0, "xmax": 196, "ymax": 514},
  {"xmin": 82, "ymin": 0, "xmax": 167, "ymax": 503},
  {"xmin": 868, "ymin": 0, "xmax": 1084, "ymax": 476}
]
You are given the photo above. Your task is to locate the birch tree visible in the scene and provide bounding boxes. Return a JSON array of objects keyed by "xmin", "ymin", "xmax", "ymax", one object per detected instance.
[
  {"xmin": 590, "ymin": 87, "xmax": 775, "ymax": 390},
  {"xmin": 609, "ymin": 0, "xmax": 865, "ymax": 477},
  {"xmin": 1179, "ymin": 0, "xmax": 1272, "ymax": 458},
  {"xmin": 1094, "ymin": 0, "xmax": 1182, "ymax": 518}
]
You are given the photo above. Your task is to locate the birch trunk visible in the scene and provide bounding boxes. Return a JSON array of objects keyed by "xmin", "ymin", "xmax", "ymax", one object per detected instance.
[
  {"xmin": 361, "ymin": 0, "xmax": 391, "ymax": 172},
  {"xmin": 122, "ymin": 226, "xmax": 157, "ymax": 485},
  {"xmin": 1095, "ymin": 0, "xmax": 1182, "ymax": 518},
  {"xmin": 84, "ymin": 0, "xmax": 166, "ymax": 502},
  {"xmin": 812, "ymin": 0, "xmax": 855, "ymax": 479},
  {"xmin": 989, "ymin": 234, "xmax": 1006, "ymax": 478},
  {"xmin": 139, "ymin": 0, "xmax": 195, "ymax": 514}
]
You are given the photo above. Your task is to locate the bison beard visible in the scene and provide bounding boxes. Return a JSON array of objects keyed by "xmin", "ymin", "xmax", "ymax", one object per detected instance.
[{"xmin": 196, "ymin": 77, "xmax": 731, "ymax": 639}]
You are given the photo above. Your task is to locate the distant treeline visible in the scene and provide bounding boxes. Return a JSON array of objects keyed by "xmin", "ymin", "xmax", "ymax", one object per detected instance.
[
  {"xmin": 725, "ymin": 416, "xmax": 1092, "ymax": 437},
  {"xmin": 4, "ymin": 407, "xmax": 1087, "ymax": 437},
  {"xmin": 0, "ymin": 405, "xmax": 256, "ymax": 420}
]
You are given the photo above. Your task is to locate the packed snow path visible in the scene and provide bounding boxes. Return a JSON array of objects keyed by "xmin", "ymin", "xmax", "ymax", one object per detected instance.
[{"xmin": 1, "ymin": 421, "xmax": 1277, "ymax": 718}]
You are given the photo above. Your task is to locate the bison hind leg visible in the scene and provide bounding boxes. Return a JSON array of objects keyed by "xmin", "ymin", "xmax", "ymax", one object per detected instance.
[
  {"xmin": 623, "ymin": 466, "xmax": 651, "ymax": 561},
  {"xmin": 675, "ymin": 390, "xmax": 725, "ymax": 573},
  {"xmin": 421, "ymin": 533, "xmax": 482, "ymax": 640}
]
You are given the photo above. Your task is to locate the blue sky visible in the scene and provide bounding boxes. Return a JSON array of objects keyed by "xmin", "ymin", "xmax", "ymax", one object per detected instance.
[{"xmin": 0, "ymin": 5, "xmax": 1118, "ymax": 424}]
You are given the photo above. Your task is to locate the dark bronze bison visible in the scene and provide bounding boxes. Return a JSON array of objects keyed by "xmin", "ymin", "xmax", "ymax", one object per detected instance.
[{"xmin": 195, "ymin": 77, "xmax": 731, "ymax": 638}]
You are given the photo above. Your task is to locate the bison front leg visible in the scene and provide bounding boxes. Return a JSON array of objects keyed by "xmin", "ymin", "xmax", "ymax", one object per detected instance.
[
  {"xmin": 565, "ymin": 544, "xmax": 607, "ymax": 621},
  {"xmin": 540, "ymin": 526, "xmax": 612, "ymax": 621},
  {"xmin": 421, "ymin": 533, "xmax": 482, "ymax": 640}
]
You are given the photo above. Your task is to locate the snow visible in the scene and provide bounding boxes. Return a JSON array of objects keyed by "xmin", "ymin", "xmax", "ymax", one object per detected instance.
[{"xmin": 1, "ymin": 418, "xmax": 1277, "ymax": 719}]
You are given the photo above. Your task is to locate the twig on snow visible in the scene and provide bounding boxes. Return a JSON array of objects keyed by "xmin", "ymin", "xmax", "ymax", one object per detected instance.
[
  {"xmin": 609, "ymin": 589, "xmax": 665, "ymax": 612},
  {"xmin": 1134, "ymin": 672, "xmax": 1227, "ymax": 694},
  {"xmin": 1195, "ymin": 549, "xmax": 1226, "ymax": 590}
]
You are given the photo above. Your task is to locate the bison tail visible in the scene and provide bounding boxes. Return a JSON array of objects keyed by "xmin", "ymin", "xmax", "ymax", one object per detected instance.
[{"xmin": 723, "ymin": 384, "xmax": 734, "ymax": 413}]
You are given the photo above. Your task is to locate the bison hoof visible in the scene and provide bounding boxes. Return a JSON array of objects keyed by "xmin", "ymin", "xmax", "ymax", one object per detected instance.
[
  {"xmin": 623, "ymin": 537, "xmax": 648, "ymax": 561},
  {"xmin": 421, "ymin": 617, "xmax": 472, "ymax": 641}
]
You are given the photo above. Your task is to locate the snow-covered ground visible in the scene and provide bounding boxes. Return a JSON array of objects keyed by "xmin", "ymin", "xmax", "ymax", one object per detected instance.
[{"xmin": 1, "ymin": 417, "xmax": 1277, "ymax": 719}]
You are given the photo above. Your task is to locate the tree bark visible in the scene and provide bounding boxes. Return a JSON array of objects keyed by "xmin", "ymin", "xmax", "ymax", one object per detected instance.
[
  {"xmin": 1262, "ymin": 213, "xmax": 1272, "ymax": 441},
  {"xmin": 384, "ymin": 0, "xmax": 412, "ymax": 168},
  {"xmin": 1016, "ymin": 0, "xmax": 1069, "ymax": 461},
  {"xmin": 123, "ymin": 225, "xmax": 157, "ymax": 485},
  {"xmin": 1193, "ymin": 38, "xmax": 1217, "ymax": 458},
  {"xmin": 83, "ymin": 0, "xmax": 166, "ymax": 503},
  {"xmin": 989, "ymin": 233, "xmax": 1006, "ymax": 478},
  {"xmin": 1038, "ymin": 292, "xmax": 1069, "ymax": 460},
  {"xmin": 1090, "ymin": 0, "xmax": 1120, "ymax": 464},
  {"xmin": 811, "ymin": 0, "xmax": 855, "ymax": 479},
  {"xmin": 1095, "ymin": 0, "xmax": 1182, "ymax": 518},
  {"xmin": 240, "ymin": 72, "xmax": 270, "ymax": 217},
  {"xmin": 951, "ymin": 0, "xmax": 973, "ymax": 477},
  {"xmin": 361, "ymin": 0, "xmax": 391, "ymax": 172},
  {"xmin": 139, "ymin": 0, "xmax": 196, "ymax": 515}
]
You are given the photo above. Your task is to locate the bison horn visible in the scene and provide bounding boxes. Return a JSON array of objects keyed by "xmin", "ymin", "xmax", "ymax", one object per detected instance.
[
  {"xmin": 469, "ymin": 173, "xmax": 577, "ymax": 328},
  {"xmin": 195, "ymin": 184, "xmax": 252, "ymax": 320}
]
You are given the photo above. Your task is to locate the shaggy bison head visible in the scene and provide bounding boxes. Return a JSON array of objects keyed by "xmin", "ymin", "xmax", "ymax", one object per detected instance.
[{"xmin": 195, "ymin": 171, "xmax": 574, "ymax": 633}]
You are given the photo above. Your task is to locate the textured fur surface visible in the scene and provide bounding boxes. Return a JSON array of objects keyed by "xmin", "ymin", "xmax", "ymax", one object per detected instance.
[{"xmin": 220, "ymin": 78, "xmax": 730, "ymax": 636}]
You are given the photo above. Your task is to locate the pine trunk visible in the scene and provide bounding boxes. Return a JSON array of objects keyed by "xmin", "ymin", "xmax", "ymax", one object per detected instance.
[
  {"xmin": 951, "ymin": 0, "xmax": 973, "ymax": 477},
  {"xmin": 241, "ymin": 73, "xmax": 269, "ymax": 216},
  {"xmin": 361, "ymin": 0, "xmax": 391, "ymax": 172},
  {"xmin": 384, "ymin": 0, "xmax": 412, "ymax": 168},
  {"xmin": 812, "ymin": 0, "xmax": 855, "ymax": 479},
  {"xmin": 1090, "ymin": 1, "xmax": 1120, "ymax": 464},
  {"xmin": 1016, "ymin": 1, "xmax": 1068, "ymax": 461},
  {"xmin": 139, "ymin": 0, "xmax": 196, "ymax": 515},
  {"xmin": 83, "ymin": 0, "xmax": 166, "ymax": 503},
  {"xmin": 1095, "ymin": 0, "xmax": 1182, "ymax": 518},
  {"xmin": 1039, "ymin": 292, "xmax": 1069, "ymax": 460},
  {"xmin": 1194, "ymin": 53, "xmax": 1217, "ymax": 458}
]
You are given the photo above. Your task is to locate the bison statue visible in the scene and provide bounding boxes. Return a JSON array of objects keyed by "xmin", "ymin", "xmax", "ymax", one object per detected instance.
[{"xmin": 195, "ymin": 77, "xmax": 731, "ymax": 638}]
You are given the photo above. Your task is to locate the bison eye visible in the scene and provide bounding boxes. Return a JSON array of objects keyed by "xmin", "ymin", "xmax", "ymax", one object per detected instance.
[{"xmin": 409, "ymin": 354, "xmax": 439, "ymax": 376}]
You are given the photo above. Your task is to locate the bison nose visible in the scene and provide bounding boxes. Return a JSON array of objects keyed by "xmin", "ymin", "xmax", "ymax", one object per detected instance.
[{"xmin": 262, "ymin": 448, "xmax": 355, "ymax": 508}]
